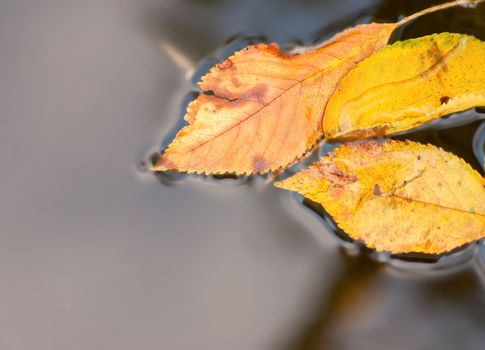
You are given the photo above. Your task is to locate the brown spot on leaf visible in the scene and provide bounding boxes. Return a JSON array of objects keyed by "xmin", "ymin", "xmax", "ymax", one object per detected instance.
[
  {"xmin": 318, "ymin": 163, "xmax": 357, "ymax": 186},
  {"xmin": 330, "ymin": 186, "xmax": 344, "ymax": 197},
  {"xmin": 252, "ymin": 155, "xmax": 268, "ymax": 173},
  {"xmin": 231, "ymin": 77, "xmax": 241, "ymax": 87},
  {"xmin": 201, "ymin": 85, "xmax": 270, "ymax": 109},
  {"xmin": 373, "ymin": 184, "xmax": 382, "ymax": 196},
  {"xmin": 330, "ymin": 125, "xmax": 388, "ymax": 141},
  {"xmin": 440, "ymin": 96, "xmax": 450, "ymax": 105},
  {"xmin": 218, "ymin": 59, "xmax": 233, "ymax": 70}
]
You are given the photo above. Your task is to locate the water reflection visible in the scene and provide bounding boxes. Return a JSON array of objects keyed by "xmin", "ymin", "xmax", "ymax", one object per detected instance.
[
  {"xmin": 279, "ymin": 243, "xmax": 485, "ymax": 350},
  {"xmin": 284, "ymin": 252, "xmax": 383, "ymax": 350},
  {"xmin": 149, "ymin": 0, "xmax": 485, "ymax": 348},
  {"xmin": 394, "ymin": 118, "xmax": 485, "ymax": 174},
  {"xmin": 151, "ymin": 1, "xmax": 485, "ymax": 349},
  {"xmin": 473, "ymin": 121, "xmax": 485, "ymax": 171},
  {"xmin": 374, "ymin": 0, "xmax": 485, "ymax": 41},
  {"xmin": 153, "ymin": 0, "xmax": 485, "ymax": 256},
  {"xmin": 3, "ymin": 0, "xmax": 485, "ymax": 349}
]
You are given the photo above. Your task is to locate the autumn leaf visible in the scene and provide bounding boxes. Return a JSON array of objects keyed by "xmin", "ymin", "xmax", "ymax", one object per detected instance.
[
  {"xmin": 324, "ymin": 33, "xmax": 485, "ymax": 141},
  {"xmin": 153, "ymin": 1, "xmax": 475, "ymax": 175},
  {"xmin": 275, "ymin": 140, "xmax": 485, "ymax": 254}
]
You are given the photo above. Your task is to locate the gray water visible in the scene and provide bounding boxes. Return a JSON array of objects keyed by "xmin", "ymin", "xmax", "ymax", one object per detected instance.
[{"xmin": 1, "ymin": 0, "xmax": 485, "ymax": 349}]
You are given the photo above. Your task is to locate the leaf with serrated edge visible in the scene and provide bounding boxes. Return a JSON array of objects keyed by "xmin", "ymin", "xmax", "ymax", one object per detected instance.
[
  {"xmin": 153, "ymin": 1, "xmax": 478, "ymax": 175},
  {"xmin": 324, "ymin": 33, "xmax": 485, "ymax": 141},
  {"xmin": 275, "ymin": 140, "xmax": 485, "ymax": 254}
]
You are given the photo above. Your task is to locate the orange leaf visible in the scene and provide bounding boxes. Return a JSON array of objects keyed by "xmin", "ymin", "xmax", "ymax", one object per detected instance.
[
  {"xmin": 154, "ymin": 1, "xmax": 474, "ymax": 175},
  {"xmin": 275, "ymin": 140, "xmax": 485, "ymax": 254}
]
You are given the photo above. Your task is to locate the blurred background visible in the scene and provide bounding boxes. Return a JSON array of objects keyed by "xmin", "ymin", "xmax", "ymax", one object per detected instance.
[{"xmin": 1, "ymin": 0, "xmax": 485, "ymax": 349}]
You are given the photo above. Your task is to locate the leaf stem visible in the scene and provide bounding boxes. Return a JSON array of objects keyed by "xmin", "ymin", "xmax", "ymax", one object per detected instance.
[{"xmin": 398, "ymin": 0, "xmax": 485, "ymax": 26}]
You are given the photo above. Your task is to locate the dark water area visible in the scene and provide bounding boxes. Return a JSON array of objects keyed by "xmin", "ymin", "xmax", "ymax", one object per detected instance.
[{"xmin": 1, "ymin": 0, "xmax": 485, "ymax": 349}]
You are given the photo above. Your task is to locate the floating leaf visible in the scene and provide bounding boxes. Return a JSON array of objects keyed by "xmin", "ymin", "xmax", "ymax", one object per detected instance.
[
  {"xmin": 324, "ymin": 33, "xmax": 485, "ymax": 141},
  {"xmin": 154, "ymin": 1, "xmax": 472, "ymax": 175},
  {"xmin": 275, "ymin": 140, "xmax": 485, "ymax": 254}
]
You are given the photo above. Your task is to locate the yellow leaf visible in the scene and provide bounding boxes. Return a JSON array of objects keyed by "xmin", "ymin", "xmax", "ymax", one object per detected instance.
[
  {"xmin": 275, "ymin": 140, "xmax": 485, "ymax": 254},
  {"xmin": 324, "ymin": 33, "xmax": 485, "ymax": 141},
  {"xmin": 153, "ymin": 1, "xmax": 474, "ymax": 175}
]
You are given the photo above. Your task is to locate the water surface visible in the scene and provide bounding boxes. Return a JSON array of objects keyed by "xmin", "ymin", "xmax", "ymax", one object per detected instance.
[{"xmin": 1, "ymin": 0, "xmax": 485, "ymax": 349}]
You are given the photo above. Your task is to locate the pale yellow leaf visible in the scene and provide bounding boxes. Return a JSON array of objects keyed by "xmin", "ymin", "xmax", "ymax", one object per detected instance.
[{"xmin": 275, "ymin": 140, "xmax": 485, "ymax": 254}]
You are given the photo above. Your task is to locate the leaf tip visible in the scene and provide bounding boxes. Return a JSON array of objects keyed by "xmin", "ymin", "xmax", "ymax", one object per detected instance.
[{"xmin": 151, "ymin": 155, "xmax": 177, "ymax": 172}]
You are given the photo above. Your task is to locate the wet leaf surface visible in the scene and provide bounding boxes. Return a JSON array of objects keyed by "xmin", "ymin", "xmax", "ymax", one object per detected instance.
[
  {"xmin": 276, "ymin": 140, "xmax": 485, "ymax": 254},
  {"xmin": 324, "ymin": 33, "xmax": 485, "ymax": 140},
  {"xmin": 154, "ymin": 2, "xmax": 473, "ymax": 175}
]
